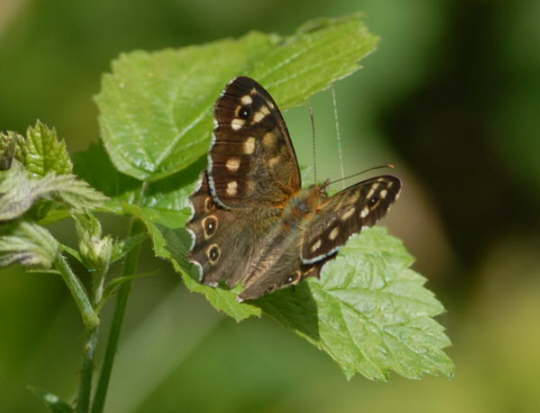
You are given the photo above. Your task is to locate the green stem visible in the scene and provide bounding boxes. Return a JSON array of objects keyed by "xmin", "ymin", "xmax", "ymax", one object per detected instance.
[
  {"xmin": 54, "ymin": 254, "xmax": 99, "ymax": 330},
  {"xmin": 91, "ymin": 218, "xmax": 144, "ymax": 413},
  {"xmin": 77, "ymin": 327, "xmax": 98, "ymax": 413}
]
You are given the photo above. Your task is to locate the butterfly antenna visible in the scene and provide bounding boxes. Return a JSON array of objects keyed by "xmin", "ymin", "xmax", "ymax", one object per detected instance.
[
  {"xmin": 308, "ymin": 101, "xmax": 317, "ymax": 184},
  {"xmin": 331, "ymin": 85, "xmax": 346, "ymax": 190},
  {"xmin": 326, "ymin": 163, "xmax": 395, "ymax": 187}
]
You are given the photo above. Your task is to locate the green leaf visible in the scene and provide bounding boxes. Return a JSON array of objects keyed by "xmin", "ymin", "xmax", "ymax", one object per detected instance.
[
  {"xmin": 72, "ymin": 142, "xmax": 139, "ymax": 201},
  {"xmin": 0, "ymin": 221, "xmax": 59, "ymax": 268},
  {"xmin": 96, "ymin": 14, "xmax": 378, "ymax": 181},
  {"xmin": 16, "ymin": 120, "xmax": 72, "ymax": 177},
  {"xmin": 248, "ymin": 14, "xmax": 378, "ymax": 109},
  {"xmin": 28, "ymin": 386, "xmax": 73, "ymax": 413},
  {"xmin": 73, "ymin": 141, "xmax": 202, "ymax": 215},
  {"xmin": 257, "ymin": 227, "xmax": 454, "ymax": 380},
  {"xmin": 0, "ymin": 161, "xmax": 108, "ymax": 221}
]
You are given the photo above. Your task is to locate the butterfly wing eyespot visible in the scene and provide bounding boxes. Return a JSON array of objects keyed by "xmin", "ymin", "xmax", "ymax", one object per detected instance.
[
  {"xmin": 207, "ymin": 244, "xmax": 221, "ymax": 264},
  {"xmin": 238, "ymin": 105, "xmax": 251, "ymax": 119},
  {"xmin": 285, "ymin": 270, "xmax": 302, "ymax": 286}
]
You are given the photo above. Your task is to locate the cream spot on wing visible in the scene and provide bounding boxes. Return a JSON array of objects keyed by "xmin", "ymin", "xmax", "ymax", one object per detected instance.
[
  {"xmin": 253, "ymin": 105, "xmax": 270, "ymax": 123},
  {"xmin": 341, "ymin": 206, "xmax": 356, "ymax": 221},
  {"xmin": 250, "ymin": 87, "xmax": 257, "ymax": 96},
  {"xmin": 360, "ymin": 207, "xmax": 370, "ymax": 218},
  {"xmin": 311, "ymin": 239, "xmax": 322, "ymax": 253},
  {"xmin": 226, "ymin": 181, "xmax": 238, "ymax": 196},
  {"xmin": 268, "ymin": 156, "xmax": 280, "ymax": 168},
  {"xmin": 387, "ymin": 181, "xmax": 394, "ymax": 188},
  {"xmin": 380, "ymin": 189, "xmax": 388, "ymax": 199},
  {"xmin": 231, "ymin": 118, "xmax": 245, "ymax": 130},
  {"xmin": 226, "ymin": 157, "xmax": 241, "ymax": 172},
  {"xmin": 241, "ymin": 95, "xmax": 252, "ymax": 105},
  {"xmin": 329, "ymin": 227, "xmax": 340, "ymax": 240},
  {"xmin": 263, "ymin": 131, "xmax": 276, "ymax": 147},
  {"xmin": 244, "ymin": 137, "xmax": 256, "ymax": 154},
  {"xmin": 367, "ymin": 183, "xmax": 379, "ymax": 199}
]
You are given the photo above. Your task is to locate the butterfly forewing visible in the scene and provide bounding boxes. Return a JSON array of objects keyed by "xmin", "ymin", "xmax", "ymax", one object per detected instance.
[
  {"xmin": 301, "ymin": 175, "xmax": 401, "ymax": 263},
  {"xmin": 209, "ymin": 76, "xmax": 301, "ymax": 208}
]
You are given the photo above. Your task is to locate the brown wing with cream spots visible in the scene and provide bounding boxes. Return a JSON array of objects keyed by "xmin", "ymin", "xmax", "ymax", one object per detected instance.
[
  {"xmin": 301, "ymin": 175, "xmax": 401, "ymax": 264},
  {"xmin": 186, "ymin": 172, "xmax": 255, "ymax": 287},
  {"xmin": 209, "ymin": 76, "xmax": 301, "ymax": 209}
]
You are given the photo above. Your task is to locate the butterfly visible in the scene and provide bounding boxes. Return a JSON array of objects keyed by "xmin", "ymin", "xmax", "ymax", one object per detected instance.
[{"xmin": 186, "ymin": 76, "xmax": 401, "ymax": 302}]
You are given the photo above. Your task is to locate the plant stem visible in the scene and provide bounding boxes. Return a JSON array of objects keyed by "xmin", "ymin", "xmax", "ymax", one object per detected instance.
[
  {"xmin": 91, "ymin": 218, "xmax": 144, "ymax": 413},
  {"xmin": 54, "ymin": 254, "xmax": 99, "ymax": 330},
  {"xmin": 77, "ymin": 326, "xmax": 98, "ymax": 413}
]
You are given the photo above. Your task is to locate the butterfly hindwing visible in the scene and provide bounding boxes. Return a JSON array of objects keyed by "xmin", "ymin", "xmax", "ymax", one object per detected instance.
[
  {"xmin": 187, "ymin": 172, "xmax": 255, "ymax": 287},
  {"xmin": 209, "ymin": 76, "xmax": 301, "ymax": 208},
  {"xmin": 301, "ymin": 175, "xmax": 401, "ymax": 263}
]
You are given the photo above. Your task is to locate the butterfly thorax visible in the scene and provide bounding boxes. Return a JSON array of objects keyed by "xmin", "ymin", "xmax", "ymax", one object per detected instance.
[
  {"xmin": 280, "ymin": 186, "xmax": 325, "ymax": 229},
  {"xmin": 237, "ymin": 187, "xmax": 323, "ymax": 296}
]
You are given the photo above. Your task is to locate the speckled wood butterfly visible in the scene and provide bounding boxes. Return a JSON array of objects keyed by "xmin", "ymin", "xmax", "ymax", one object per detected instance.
[{"xmin": 187, "ymin": 77, "xmax": 401, "ymax": 301}]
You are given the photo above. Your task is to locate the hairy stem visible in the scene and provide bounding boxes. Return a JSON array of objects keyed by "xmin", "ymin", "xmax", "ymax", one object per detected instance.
[
  {"xmin": 91, "ymin": 218, "xmax": 144, "ymax": 413},
  {"xmin": 54, "ymin": 254, "xmax": 99, "ymax": 330},
  {"xmin": 77, "ymin": 327, "xmax": 98, "ymax": 413}
]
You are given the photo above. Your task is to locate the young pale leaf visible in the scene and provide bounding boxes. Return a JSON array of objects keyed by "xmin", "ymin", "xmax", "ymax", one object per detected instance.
[
  {"xmin": 0, "ymin": 221, "xmax": 59, "ymax": 268},
  {"xmin": 73, "ymin": 213, "xmax": 114, "ymax": 272},
  {"xmin": 28, "ymin": 386, "xmax": 73, "ymax": 413},
  {"xmin": 0, "ymin": 161, "xmax": 108, "ymax": 221},
  {"xmin": 96, "ymin": 15, "xmax": 378, "ymax": 182},
  {"xmin": 0, "ymin": 131, "xmax": 19, "ymax": 170},
  {"xmin": 16, "ymin": 120, "xmax": 72, "ymax": 176}
]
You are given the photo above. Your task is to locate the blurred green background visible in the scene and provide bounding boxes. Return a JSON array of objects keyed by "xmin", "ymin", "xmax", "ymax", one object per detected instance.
[{"xmin": 1, "ymin": 0, "xmax": 540, "ymax": 412}]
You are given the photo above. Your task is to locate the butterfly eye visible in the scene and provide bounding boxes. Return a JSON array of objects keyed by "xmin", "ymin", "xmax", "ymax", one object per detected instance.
[{"xmin": 238, "ymin": 105, "xmax": 252, "ymax": 119}]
